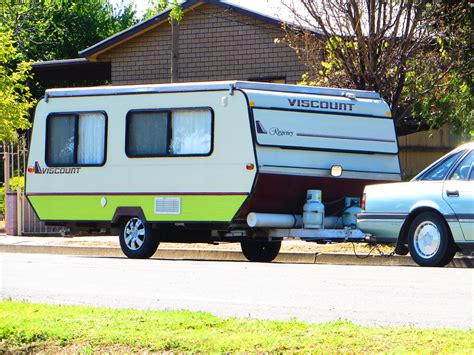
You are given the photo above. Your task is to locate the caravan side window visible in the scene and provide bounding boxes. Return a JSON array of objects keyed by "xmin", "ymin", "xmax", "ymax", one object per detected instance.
[
  {"xmin": 46, "ymin": 112, "xmax": 106, "ymax": 166},
  {"xmin": 126, "ymin": 108, "xmax": 213, "ymax": 157}
]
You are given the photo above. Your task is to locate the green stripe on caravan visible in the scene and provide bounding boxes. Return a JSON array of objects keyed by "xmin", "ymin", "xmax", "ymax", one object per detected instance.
[{"xmin": 29, "ymin": 195, "xmax": 248, "ymax": 222}]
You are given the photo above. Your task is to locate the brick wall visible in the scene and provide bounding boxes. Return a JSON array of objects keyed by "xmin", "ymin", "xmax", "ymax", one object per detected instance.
[{"xmin": 97, "ymin": 3, "xmax": 307, "ymax": 84}]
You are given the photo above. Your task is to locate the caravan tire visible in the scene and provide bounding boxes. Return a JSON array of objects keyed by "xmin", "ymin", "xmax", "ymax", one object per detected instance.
[
  {"xmin": 241, "ymin": 240, "xmax": 281, "ymax": 262},
  {"xmin": 119, "ymin": 217, "xmax": 159, "ymax": 259}
]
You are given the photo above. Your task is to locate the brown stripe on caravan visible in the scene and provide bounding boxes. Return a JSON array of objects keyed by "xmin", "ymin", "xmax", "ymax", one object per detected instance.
[
  {"xmin": 237, "ymin": 173, "xmax": 389, "ymax": 218},
  {"xmin": 26, "ymin": 192, "xmax": 249, "ymax": 196},
  {"xmin": 296, "ymin": 133, "xmax": 396, "ymax": 143}
]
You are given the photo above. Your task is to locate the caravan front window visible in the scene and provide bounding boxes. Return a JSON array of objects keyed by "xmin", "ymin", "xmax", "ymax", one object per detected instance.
[
  {"xmin": 126, "ymin": 108, "xmax": 212, "ymax": 157},
  {"xmin": 46, "ymin": 112, "xmax": 106, "ymax": 166}
]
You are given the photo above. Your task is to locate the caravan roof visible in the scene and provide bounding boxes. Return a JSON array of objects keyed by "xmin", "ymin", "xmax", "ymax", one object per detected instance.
[{"xmin": 44, "ymin": 81, "xmax": 381, "ymax": 101}]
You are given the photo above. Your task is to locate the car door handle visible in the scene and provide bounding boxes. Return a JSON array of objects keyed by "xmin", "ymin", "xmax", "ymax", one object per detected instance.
[{"xmin": 446, "ymin": 190, "xmax": 459, "ymax": 197}]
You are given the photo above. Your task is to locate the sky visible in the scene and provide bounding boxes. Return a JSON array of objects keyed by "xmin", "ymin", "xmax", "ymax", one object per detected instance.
[{"xmin": 112, "ymin": 0, "xmax": 289, "ymax": 20}]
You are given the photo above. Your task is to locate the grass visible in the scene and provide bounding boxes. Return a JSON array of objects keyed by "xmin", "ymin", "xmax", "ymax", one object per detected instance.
[{"xmin": 0, "ymin": 301, "xmax": 472, "ymax": 353}]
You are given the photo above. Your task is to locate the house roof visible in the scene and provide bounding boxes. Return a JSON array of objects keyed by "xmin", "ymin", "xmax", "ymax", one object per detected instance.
[
  {"xmin": 79, "ymin": 0, "xmax": 284, "ymax": 60},
  {"xmin": 32, "ymin": 58, "xmax": 111, "ymax": 82}
]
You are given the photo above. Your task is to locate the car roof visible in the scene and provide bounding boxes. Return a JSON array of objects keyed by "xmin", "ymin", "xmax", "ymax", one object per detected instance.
[{"xmin": 453, "ymin": 142, "xmax": 474, "ymax": 152}]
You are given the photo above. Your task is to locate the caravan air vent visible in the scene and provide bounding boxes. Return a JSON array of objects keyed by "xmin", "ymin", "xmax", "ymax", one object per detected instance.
[{"xmin": 154, "ymin": 197, "xmax": 181, "ymax": 215}]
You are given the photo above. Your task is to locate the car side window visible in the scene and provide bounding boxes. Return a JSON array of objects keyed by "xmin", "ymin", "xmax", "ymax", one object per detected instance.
[
  {"xmin": 450, "ymin": 151, "xmax": 474, "ymax": 181},
  {"xmin": 420, "ymin": 150, "xmax": 464, "ymax": 181}
]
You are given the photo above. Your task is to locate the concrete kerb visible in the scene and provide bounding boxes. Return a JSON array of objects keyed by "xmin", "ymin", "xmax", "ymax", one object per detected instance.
[{"xmin": 0, "ymin": 243, "xmax": 472, "ymax": 267}]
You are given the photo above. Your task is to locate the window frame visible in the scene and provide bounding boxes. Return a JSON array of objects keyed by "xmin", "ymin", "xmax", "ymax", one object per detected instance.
[
  {"xmin": 247, "ymin": 76, "xmax": 287, "ymax": 84},
  {"xmin": 448, "ymin": 149, "xmax": 474, "ymax": 181},
  {"xmin": 415, "ymin": 149, "xmax": 466, "ymax": 182},
  {"xmin": 45, "ymin": 111, "xmax": 108, "ymax": 167},
  {"xmin": 125, "ymin": 107, "xmax": 214, "ymax": 158}
]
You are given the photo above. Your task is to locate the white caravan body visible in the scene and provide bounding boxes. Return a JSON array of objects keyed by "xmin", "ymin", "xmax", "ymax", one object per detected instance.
[{"xmin": 26, "ymin": 81, "xmax": 401, "ymax": 229}]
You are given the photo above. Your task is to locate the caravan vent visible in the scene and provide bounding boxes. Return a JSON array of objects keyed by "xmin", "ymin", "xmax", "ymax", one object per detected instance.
[{"xmin": 154, "ymin": 197, "xmax": 181, "ymax": 215}]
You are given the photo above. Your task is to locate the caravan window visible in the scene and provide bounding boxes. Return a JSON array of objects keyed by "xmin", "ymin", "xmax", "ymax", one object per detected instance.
[
  {"xmin": 46, "ymin": 112, "xmax": 106, "ymax": 166},
  {"xmin": 126, "ymin": 108, "xmax": 213, "ymax": 157}
]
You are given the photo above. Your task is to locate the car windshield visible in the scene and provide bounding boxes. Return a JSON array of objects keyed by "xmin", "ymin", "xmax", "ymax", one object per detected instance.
[{"xmin": 418, "ymin": 150, "xmax": 464, "ymax": 181}]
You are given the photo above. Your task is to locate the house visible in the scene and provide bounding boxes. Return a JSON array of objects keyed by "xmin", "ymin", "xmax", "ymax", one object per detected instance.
[
  {"xmin": 32, "ymin": 0, "xmax": 463, "ymax": 176},
  {"xmin": 79, "ymin": 0, "xmax": 307, "ymax": 85}
]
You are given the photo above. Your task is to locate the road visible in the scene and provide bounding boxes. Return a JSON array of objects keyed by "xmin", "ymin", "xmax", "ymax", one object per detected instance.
[{"xmin": 1, "ymin": 253, "xmax": 472, "ymax": 328}]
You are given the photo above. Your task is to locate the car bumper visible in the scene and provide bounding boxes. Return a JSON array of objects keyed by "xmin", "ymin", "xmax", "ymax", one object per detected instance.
[{"xmin": 357, "ymin": 213, "xmax": 406, "ymax": 243}]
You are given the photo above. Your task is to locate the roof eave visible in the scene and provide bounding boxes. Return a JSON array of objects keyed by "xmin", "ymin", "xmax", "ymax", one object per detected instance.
[
  {"xmin": 79, "ymin": 0, "xmax": 287, "ymax": 60},
  {"xmin": 79, "ymin": 0, "xmax": 203, "ymax": 60}
]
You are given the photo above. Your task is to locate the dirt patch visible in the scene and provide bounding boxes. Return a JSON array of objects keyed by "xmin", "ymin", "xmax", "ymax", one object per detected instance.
[{"xmin": 2, "ymin": 341, "xmax": 157, "ymax": 354}]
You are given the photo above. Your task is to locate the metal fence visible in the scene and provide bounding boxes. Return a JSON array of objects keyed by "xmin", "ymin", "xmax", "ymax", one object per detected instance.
[{"xmin": 2, "ymin": 139, "xmax": 66, "ymax": 235}]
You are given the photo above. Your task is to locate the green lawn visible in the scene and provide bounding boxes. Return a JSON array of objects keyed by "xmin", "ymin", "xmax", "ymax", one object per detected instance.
[{"xmin": 0, "ymin": 301, "xmax": 472, "ymax": 353}]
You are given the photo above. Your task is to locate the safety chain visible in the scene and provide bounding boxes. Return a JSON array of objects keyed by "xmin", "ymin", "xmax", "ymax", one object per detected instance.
[{"xmin": 351, "ymin": 242, "xmax": 396, "ymax": 259}]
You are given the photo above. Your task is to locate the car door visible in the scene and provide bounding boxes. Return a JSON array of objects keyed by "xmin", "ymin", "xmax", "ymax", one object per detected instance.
[{"xmin": 443, "ymin": 150, "xmax": 474, "ymax": 241}]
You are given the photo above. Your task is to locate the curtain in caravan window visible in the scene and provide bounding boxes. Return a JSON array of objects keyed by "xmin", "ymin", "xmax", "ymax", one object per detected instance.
[
  {"xmin": 77, "ymin": 113, "xmax": 106, "ymax": 165},
  {"xmin": 170, "ymin": 109, "xmax": 211, "ymax": 155},
  {"xmin": 47, "ymin": 115, "xmax": 76, "ymax": 165},
  {"xmin": 127, "ymin": 112, "xmax": 169, "ymax": 156}
]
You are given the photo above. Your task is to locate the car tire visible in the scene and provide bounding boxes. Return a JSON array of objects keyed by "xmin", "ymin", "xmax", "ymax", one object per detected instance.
[
  {"xmin": 407, "ymin": 212, "xmax": 456, "ymax": 267},
  {"xmin": 241, "ymin": 240, "xmax": 281, "ymax": 262},
  {"xmin": 119, "ymin": 216, "xmax": 159, "ymax": 259}
]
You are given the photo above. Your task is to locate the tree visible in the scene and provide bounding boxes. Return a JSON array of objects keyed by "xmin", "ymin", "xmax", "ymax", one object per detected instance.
[
  {"xmin": 282, "ymin": 0, "xmax": 472, "ymax": 135},
  {"xmin": 142, "ymin": 0, "xmax": 183, "ymax": 22},
  {"xmin": 0, "ymin": 0, "xmax": 139, "ymax": 102},
  {"xmin": 0, "ymin": 30, "xmax": 34, "ymax": 142},
  {"xmin": 1, "ymin": 0, "xmax": 138, "ymax": 62}
]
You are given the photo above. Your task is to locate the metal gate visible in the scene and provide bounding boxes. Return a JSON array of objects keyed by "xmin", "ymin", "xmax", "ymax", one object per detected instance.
[{"xmin": 2, "ymin": 139, "xmax": 66, "ymax": 235}]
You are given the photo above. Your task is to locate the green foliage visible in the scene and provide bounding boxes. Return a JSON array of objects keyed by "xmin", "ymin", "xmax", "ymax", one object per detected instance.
[
  {"xmin": 289, "ymin": 0, "xmax": 472, "ymax": 136},
  {"xmin": 299, "ymin": 31, "xmax": 473, "ymax": 137},
  {"xmin": 0, "ymin": 0, "xmax": 137, "ymax": 114},
  {"xmin": 1, "ymin": 0, "xmax": 138, "ymax": 62},
  {"xmin": 410, "ymin": 72, "xmax": 473, "ymax": 135},
  {"xmin": 1, "ymin": 301, "xmax": 473, "ymax": 353},
  {"xmin": 0, "ymin": 176, "xmax": 24, "ymax": 217},
  {"xmin": 142, "ymin": 0, "xmax": 183, "ymax": 23},
  {"xmin": 0, "ymin": 30, "xmax": 34, "ymax": 142}
]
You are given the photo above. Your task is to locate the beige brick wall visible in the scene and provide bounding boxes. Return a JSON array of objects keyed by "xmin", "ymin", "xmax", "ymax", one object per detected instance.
[{"xmin": 97, "ymin": 3, "xmax": 306, "ymax": 84}]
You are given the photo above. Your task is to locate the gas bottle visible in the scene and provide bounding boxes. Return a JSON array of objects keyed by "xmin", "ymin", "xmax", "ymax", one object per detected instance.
[
  {"xmin": 342, "ymin": 197, "xmax": 361, "ymax": 227},
  {"xmin": 303, "ymin": 190, "xmax": 325, "ymax": 229}
]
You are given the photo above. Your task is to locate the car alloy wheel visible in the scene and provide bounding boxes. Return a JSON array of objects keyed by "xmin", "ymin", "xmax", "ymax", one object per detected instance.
[
  {"xmin": 407, "ymin": 212, "xmax": 456, "ymax": 267},
  {"xmin": 413, "ymin": 221, "xmax": 441, "ymax": 259}
]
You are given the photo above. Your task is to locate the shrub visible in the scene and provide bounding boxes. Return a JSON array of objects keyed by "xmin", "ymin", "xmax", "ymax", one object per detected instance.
[{"xmin": 0, "ymin": 177, "xmax": 24, "ymax": 218}]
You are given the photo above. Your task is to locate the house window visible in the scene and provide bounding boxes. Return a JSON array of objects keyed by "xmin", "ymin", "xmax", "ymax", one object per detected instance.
[
  {"xmin": 248, "ymin": 76, "xmax": 286, "ymax": 84},
  {"xmin": 46, "ymin": 112, "xmax": 106, "ymax": 166},
  {"xmin": 126, "ymin": 108, "xmax": 213, "ymax": 157}
]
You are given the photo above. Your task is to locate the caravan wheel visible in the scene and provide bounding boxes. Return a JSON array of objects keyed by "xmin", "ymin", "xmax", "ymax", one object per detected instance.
[
  {"xmin": 119, "ymin": 217, "xmax": 159, "ymax": 259},
  {"xmin": 241, "ymin": 240, "xmax": 281, "ymax": 262}
]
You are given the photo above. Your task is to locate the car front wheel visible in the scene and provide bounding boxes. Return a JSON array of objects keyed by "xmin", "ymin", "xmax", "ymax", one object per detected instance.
[
  {"xmin": 119, "ymin": 217, "xmax": 159, "ymax": 259},
  {"xmin": 407, "ymin": 212, "xmax": 456, "ymax": 267}
]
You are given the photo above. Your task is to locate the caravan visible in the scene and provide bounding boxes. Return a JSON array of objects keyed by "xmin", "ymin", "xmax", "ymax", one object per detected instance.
[{"xmin": 26, "ymin": 81, "xmax": 401, "ymax": 261}]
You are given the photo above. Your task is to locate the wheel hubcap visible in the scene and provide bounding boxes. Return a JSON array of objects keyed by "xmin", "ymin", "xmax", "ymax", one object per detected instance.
[
  {"xmin": 413, "ymin": 221, "xmax": 441, "ymax": 259},
  {"xmin": 124, "ymin": 218, "xmax": 145, "ymax": 250}
]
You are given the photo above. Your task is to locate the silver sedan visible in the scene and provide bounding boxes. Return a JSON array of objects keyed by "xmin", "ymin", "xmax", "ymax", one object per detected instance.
[{"xmin": 358, "ymin": 142, "xmax": 474, "ymax": 267}]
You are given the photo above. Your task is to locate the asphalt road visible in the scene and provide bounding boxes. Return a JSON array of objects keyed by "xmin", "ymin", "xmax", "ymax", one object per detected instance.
[{"xmin": 1, "ymin": 253, "xmax": 472, "ymax": 329}]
